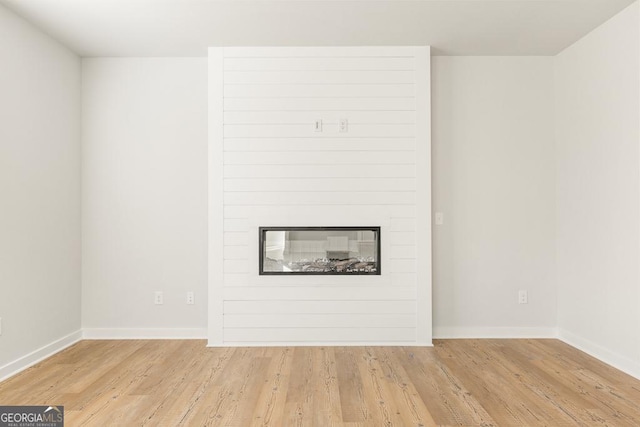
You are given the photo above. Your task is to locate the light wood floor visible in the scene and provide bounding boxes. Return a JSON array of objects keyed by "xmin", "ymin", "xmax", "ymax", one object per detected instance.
[{"xmin": 1, "ymin": 340, "xmax": 639, "ymax": 426}]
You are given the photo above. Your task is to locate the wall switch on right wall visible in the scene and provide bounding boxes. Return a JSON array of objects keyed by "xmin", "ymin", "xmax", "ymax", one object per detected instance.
[{"xmin": 518, "ymin": 290, "xmax": 528, "ymax": 304}]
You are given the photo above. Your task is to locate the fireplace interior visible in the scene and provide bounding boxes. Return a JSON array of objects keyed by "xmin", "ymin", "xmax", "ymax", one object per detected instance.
[{"xmin": 259, "ymin": 226, "xmax": 381, "ymax": 275}]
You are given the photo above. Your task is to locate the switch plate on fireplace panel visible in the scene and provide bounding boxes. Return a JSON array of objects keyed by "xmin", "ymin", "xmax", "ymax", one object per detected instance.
[
  {"xmin": 187, "ymin": 292, "xmax": 195, "ymax": 305},
  {"xmin": 435, "ymin": 212, "xmax": 444, "ymax": 225},
  {"xmin": 314, "ymin": 119, "xmax": 323, "ymax": 132},
  {"xmin": 339, "ymin": 118, "xmax": 348, "ymax": 133},
  {"xmin": 518, "ymin": 290, "xmax": 528, "ymax": 304},
  {"xmin": 154, "ymin": 291, "xmax": 163, "ymax": 305}
]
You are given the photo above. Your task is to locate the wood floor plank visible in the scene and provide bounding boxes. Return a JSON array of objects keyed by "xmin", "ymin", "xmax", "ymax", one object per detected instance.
[
  {"xmin": 283, "ymin": 347, "xmax": 319, "ymax": 426},
  {"xmin": 186, "ymin": 348, "xmax": 267, "ymax": 426},
  {"xmin": 356, "ymin": 346, "xmax": 410, "ymax": 426},
  {"xmin": 311, "ymin": 347, "xmax": 343, "ymax": 426},
  {"xmin": 178, "ymin": 347, "xmax": 247, "ymax": 426},
  {"xmin": 219, "ymin": 355, "xmax": 272, "ymax": 425},
  {"xmin": 60, "ymin": 340, "xmax": 170, "ymax": 411},
  {"xmin": 129, "ymin": 340, "xmax": 201, "ymax": 396},
  {"xmin": 493, "ymin": 341, "xmax": 639, "ymax": 427},
  {"xmin": 509, "ymin": 339, "xmax": 640, "ymax": 426},
  {"xmin": 0, "ymin": 340, "xmax": 141, "ymax": 404},
  {"xmin": 249, "ymin": 347, "xmax": 293, "ymax": 426},
  {"xmin": 151, "ymin": 347, "xmax": 234, "ymax": 426},
  {"xmin": 1, "ymin": 339, "xmax": 640, "ymax": 426},
  {"xmin": 482, "ymin": 340, "xmax": 607, "ymax": 425},
  {"xmin": 335, "ymin": 346, "xmax": 370, "ymax": 423},
  {"xmin": 435, "ymin": 340, "xmax": 571, "ymax": 426},
  {"xmin": 141, "ymin": 345, "xmax": 233, "ymax": 425},
  {"xmin": 396, "ymin": 346, "xmax": 496, "ymax": 426},
  {"xmin": 371, "ymin": 347, "xmax": 437, "ymax": 427},
  {"xmin": 528, "ymin": 339, "xmax": 640, "ymax": 404},
  {"xmin": 65, "ymin": 395, "xmax": 151, "ymax": 427},
  {"xmin": 57, "ymin": 340, "xmax": 150, "ymax": 395}
]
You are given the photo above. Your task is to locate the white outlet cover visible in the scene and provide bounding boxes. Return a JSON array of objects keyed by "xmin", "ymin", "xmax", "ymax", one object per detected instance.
[
  {"xmin": 518, "ymin": 290, "xmax": 528, "ymax": 304},
  {"xmin": 154, "ymin": 291, "xmax": 163, "ymax": 305},
  {"xmin": 339, "ymin": 118, "xmax": 348, "ymax": 133}
]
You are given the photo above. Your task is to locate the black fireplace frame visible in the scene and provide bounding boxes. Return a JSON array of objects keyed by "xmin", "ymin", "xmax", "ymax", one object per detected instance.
[{"xmin": 259, "ymin": 226, "xmax": 381, "ymax": 275}]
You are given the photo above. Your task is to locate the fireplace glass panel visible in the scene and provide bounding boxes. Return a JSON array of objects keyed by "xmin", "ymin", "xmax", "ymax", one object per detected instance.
[{"xmin": 259, "ymin": 227, "xmax": 381, "ymax": 275}]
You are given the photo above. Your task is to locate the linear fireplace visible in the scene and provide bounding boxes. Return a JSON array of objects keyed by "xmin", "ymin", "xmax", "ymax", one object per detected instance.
[{"xmin": 259, "ymin": 226, "xmax": 381, "ymax": 275}]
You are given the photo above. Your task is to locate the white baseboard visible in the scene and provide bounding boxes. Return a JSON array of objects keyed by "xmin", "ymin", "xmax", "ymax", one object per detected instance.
[
  {"xmin": 558, "ymin": 328, "xmax": 640, "ymax": 380},
  {"xmin": 433, "ymin": 326, "xmax": 558, "ymax": 339},
  {"xmin": 0, "ymin": 330, "xmax": 82, "ymax": 382},
  {"xmin": 82, "ymin": 328, "xmax": 207, "ymax": 340},
  {"xmin": 207, "ymin": 340, "xmax": 434, "ymax": 348}
]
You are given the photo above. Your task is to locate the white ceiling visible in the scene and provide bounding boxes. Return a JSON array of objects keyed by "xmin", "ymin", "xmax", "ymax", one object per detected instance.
[{"xmin": 1, "ymin": 0, "xmax": 635, "ymax": 57}]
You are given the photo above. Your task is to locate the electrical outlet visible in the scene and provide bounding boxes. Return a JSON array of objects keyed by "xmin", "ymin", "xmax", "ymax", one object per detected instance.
[
  {"xmin": 187, "ymin": 292, "xmax": 195, "ymax": 305},
  {"xmin": 518, "ymin": 290, "xmax": 528, "ymax": 304},
  {"xmin": 154, "ymin": 291, "xmax": 163, "ymax": 305},
  {"xmin": 339, "ymin": 118, "xmax": 348, "ymax": 133},
  {"xmin": 435, "ymin": 212, "xmax": 444, "ymax": 225}
]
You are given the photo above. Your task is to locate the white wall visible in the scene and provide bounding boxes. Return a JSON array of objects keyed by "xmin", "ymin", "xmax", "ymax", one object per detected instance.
[
  {"xmin": 209, "ymin": 47, "xmax": 431, "ymax": 345},
  {"xmin": 0, "ymin": 5, "xmax": 81, "ymax": 377},
  {"xmin": 432, "ymin": 56, "xmax": 557, "ymax": 338},
  {"xmin": 80, "ymin": 54, "xmax": 559, "ymax": 343},
  {"xmin": 555, "ymin": 1, "xmax": 640, "ymax": 377},
  {"xmin": 82, "ymin": 58, "xmax": 208, "ymax": 337}
]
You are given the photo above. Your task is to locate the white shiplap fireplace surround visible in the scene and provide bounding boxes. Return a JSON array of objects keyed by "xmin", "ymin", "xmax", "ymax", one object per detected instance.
[{"xmin": 208, "ymin": 47, "xmax": 431, "ymax": 346}]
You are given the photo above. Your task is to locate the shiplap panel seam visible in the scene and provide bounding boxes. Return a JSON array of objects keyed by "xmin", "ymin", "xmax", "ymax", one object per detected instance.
[{"xmin": 223, "ymin": 300, "xmax": 418, "ymax": 314}]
